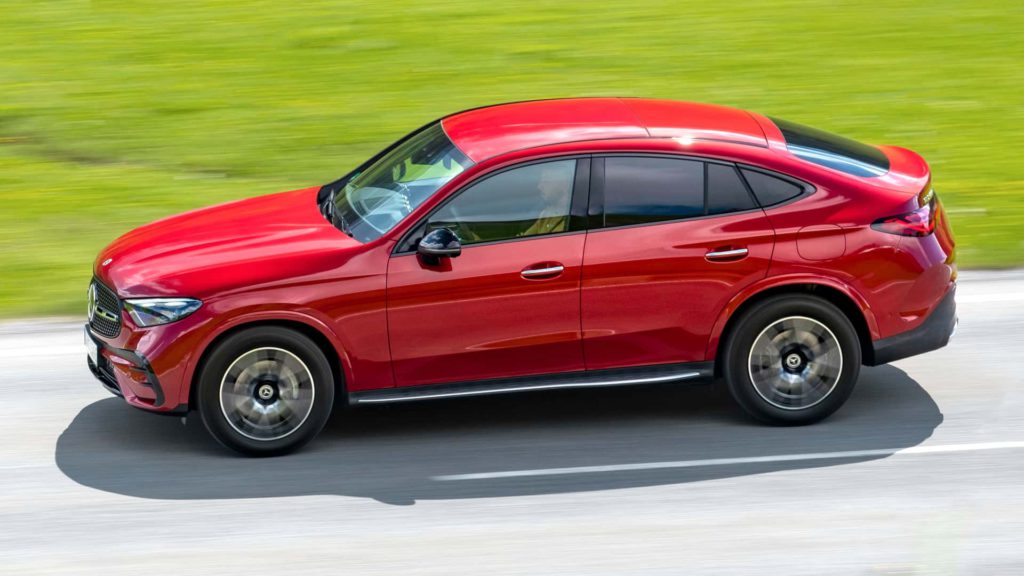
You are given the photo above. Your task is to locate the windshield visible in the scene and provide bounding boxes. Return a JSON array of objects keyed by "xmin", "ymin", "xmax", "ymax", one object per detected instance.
[{"xmin": 328, "ymin": 123, "xmax": 473, "ymax": 242}]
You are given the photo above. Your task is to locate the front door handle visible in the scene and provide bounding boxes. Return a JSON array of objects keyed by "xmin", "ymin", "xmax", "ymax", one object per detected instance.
[
  {"xmin": 521, "ymin": 264, "xmax": 564, "ymax": 279},
  {"xmin": 705, "ymin": 247, "xmax": 749, "ymax": 262}
]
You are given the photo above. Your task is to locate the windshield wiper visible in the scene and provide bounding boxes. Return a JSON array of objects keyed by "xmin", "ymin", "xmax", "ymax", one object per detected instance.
[
  {"xmin": 328, "ymin": 198, "xmax": 354, "ymax": 238},
  {"xmin": 335, "ymin": 213, "xmax": 353, "ymax": 237}
]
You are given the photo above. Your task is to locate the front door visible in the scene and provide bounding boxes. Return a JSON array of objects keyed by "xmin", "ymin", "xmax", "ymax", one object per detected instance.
[{"xmin": 387, "ymin": 158, "xmax": 588, "ymax": 387}]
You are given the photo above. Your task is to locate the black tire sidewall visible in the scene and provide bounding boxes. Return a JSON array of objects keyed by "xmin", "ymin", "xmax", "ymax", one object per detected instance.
[
  {"xmin": 197, "ymin": 326, "xmax": 335, "ymax": 456},
  {"xmin": 723, "ymin": 295, "xmax": 861, "ymax": 425}
]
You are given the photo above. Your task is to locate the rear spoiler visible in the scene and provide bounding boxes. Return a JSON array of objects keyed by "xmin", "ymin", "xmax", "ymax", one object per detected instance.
[{"xmin": 875, "ymin": 145, "xmax": 931, "ymax": 196}]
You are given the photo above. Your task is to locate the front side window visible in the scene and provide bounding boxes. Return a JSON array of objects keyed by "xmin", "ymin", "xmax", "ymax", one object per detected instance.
[
  {"xmin": 330, "ymin": 123, "xmax": 473, "ymax": 242},
  {"xmin": 428, "ymin": 159, "xmax": 576, "ymax": 245},
  {"xmin": 602, "ymin": 157, "xmax": 703, "ymax": 227}
]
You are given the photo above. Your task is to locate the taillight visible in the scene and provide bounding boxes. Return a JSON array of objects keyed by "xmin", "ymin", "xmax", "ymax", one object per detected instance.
[{"xmin": 872, "ymin": 189, "xmax": 936, "ymax": 237}]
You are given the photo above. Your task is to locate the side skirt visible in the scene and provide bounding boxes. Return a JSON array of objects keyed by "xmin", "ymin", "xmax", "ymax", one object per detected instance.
[{"xmin": 349, "ymin": 362, "xmax": 715, "ymax": 405}]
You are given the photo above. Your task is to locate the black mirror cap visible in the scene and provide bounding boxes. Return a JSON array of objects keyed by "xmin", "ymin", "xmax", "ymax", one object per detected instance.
[{"xmin": 418, "ymin": 227, "xmax": 462, "ymax": 258}]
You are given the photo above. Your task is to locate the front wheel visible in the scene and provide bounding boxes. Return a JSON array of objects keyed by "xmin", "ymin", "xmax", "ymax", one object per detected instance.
[
  {"xmin": 722, "ymin": 295, "xmax": 861, "ymax": 425},
  {"xmin": 197, "ymin": 326, "xmax": 335, "ymax": 456}
]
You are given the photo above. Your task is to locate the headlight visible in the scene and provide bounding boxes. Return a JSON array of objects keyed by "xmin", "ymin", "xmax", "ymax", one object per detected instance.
[{"xmin": 123, "ymin": 298, "xmax": 202, "ymax": 327}]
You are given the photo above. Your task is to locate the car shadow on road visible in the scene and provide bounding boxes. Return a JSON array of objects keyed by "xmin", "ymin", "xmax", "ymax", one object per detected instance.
[{"xmin": 55, "ymin": 365, "xmax": 942, "ymax": 505}]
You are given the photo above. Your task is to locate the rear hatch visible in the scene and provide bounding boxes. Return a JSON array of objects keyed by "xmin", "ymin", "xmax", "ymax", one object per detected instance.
[
  {"xmin": 874, "ymin": 145, "xmax": 954, "ymax": 257},
  {"xmin": 767, "ymin": 116, "xmax": 930, "ymax": 196},
  {"xmin": 766, "ymin": 116, "xmax": 954, "ymax": 256}
]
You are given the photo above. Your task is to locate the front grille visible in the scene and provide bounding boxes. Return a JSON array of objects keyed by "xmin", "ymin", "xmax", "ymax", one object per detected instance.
[{"xmin": 88, "ymin": 279, "xmax": 122, "ymax": 338}]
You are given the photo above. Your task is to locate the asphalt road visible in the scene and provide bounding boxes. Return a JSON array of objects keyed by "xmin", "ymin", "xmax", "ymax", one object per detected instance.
[{"xmin": 2, "ymin": 270, "xmax": 1024, "ymax": 575}]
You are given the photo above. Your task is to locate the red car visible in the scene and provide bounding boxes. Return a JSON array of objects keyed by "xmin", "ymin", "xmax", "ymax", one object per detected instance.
[{"xmin": 85, "ymin": 98, "xmax": 957, "ymax": 455}]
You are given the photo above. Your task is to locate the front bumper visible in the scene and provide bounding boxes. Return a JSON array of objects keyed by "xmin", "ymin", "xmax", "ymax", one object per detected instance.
[
  {"xmin": 85, "ymin": 326, "xmax": 188, "ymax": 415},
  {"xmin": 867, "ymin": 285, "xmax": 957, "ymax": 366}
]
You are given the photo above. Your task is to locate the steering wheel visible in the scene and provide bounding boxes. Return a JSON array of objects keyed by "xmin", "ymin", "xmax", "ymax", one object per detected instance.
[
  {"xmin": 351, "ymin": 184, "xmax": 413, "ymax": 233},
  {"xmin": 444, "ymin": 204, "xmax": 479, "ymax": 243}
]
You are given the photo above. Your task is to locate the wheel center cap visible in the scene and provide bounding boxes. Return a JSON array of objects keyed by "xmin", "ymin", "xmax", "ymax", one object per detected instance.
[
  {"xmin": 257, "ymin": 384, "xmax": 275, "ymax": 401},
  {"xmin": 785, "ymin": 353, "xmax": 803, "ymax": 369}
]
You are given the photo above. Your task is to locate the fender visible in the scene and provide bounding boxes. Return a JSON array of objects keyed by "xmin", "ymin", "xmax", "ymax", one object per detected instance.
[
  {"xmin": 704, "ymin": 273, "xmax": 880, "ymax": 362},
  {"xmin": 176, "ymin": 307, "xmax": 354, "ymax": 408}
]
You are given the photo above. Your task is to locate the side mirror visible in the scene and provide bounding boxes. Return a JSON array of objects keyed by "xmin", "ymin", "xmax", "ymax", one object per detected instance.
[{"xmin": 417, "ymin": 228, "xmax": 462, "ymax": 261}]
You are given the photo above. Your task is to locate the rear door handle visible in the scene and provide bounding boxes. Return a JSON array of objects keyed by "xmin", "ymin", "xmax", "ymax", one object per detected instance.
[
  {"xmin": 521, "ymin": 264, "xmax": 564, "ymax": 279},
  {"xmin": 705, "ymin": 248, "xmax": 748, "ymax": 262}
]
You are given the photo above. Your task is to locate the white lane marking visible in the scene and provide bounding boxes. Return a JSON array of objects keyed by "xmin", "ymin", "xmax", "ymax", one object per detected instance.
[
  {"xmin": 957, "ymin": 293, "xmax": 1024, "ymax": 304},
  {"xmin": 0, "ymin": 345, "xmax": 86, "ymax": 360},
  {"xmin": 432, "ymin": 441, "xmax": 1024, "ymax": 481}
]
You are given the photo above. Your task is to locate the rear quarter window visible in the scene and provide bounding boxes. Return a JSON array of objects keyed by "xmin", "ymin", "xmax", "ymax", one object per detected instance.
[{"xmin": 740, "ymin": 169, "xmax": 805, "ymax": 207}]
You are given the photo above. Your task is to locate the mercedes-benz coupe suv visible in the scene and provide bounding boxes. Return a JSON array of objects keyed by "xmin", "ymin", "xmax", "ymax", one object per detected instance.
[{"xmin": 85, "ymin": 98, "xmax": 957, "ymax": 455}]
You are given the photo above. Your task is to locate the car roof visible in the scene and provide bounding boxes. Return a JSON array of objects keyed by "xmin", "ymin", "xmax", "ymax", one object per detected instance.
[{"xmin": 440, "ymin": 98, "xmax": 768, "ymax": 162}]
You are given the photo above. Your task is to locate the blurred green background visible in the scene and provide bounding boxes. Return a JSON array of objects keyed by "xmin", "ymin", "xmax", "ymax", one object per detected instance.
[{"xmin": 1, "ymin": 0, "xmax": 1021, "ymax": 317}]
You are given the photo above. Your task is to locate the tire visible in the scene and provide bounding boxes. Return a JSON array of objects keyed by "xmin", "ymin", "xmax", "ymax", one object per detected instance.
[
  {"xmin": 197, "ymin": 326, "xmax": 335, "ymax": 456},
  {"xmin": 722, "ymin": 295, "xmax": 861, "ymax": 425}
]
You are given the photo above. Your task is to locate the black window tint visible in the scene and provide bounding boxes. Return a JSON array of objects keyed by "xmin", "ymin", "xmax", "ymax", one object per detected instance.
[
  {"xmin": 603, "ymin": 157, "xmax": 703, "ymax": 227},
  {"xmin": 428, "ymin": 159, "xmax": 576, "ymax": 245},
  {"xmin": 740, "ymin": 169, "xmax": 804, "ymax": 207},
  {"xmin": 707, "ymin": 163, "xmax": 756, "ymax": 215},
  {"xmin": 769, "ymin": 117, "xmax": 889, "ymax": 177}
]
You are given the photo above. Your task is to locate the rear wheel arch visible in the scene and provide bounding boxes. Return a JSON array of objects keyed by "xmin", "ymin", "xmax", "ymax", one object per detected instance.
[
  {"xmin": 712, "ymin": 283, "xmax": 875, "ymax": 376},
  {"xmin": 188, "ymin": 318, "xmax": 347, "ymax": 411}
]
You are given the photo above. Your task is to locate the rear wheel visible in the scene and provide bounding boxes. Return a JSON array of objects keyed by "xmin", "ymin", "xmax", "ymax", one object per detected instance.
[
  {"xmin": 722, "ymin": 295, "xmax": 861, "ymax": 425},
  {"xmin": 197, "ymin": 326, "xmax": 334, "ymax": 456}
]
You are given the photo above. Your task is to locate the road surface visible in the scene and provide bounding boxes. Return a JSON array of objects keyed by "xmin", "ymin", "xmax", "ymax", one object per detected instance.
[{"xmin": 2, "ymin": 270, "xmax": 1024, "ymax": 575}]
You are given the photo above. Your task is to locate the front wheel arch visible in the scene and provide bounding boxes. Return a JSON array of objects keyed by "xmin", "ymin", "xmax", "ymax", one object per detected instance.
[{"xmin": 188, "ymin": 319, "xmax": 346, "ymax": 412}]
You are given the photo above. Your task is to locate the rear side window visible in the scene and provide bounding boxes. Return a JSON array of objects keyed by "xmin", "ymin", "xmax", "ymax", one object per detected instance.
[
  {"xmin": 741, "ymin": 169, "xmax": 804, "ymax": 207},
  {"xmin": 602, "ymin": 157, "xmax": 703, "ymax": 226},
  {"xmin": 707, "ymin": 163, "xmax": 757, "ymax": 215},
  {"xmin": 770, "ymin": 117, "xmax": 889, "ymax": 177}
]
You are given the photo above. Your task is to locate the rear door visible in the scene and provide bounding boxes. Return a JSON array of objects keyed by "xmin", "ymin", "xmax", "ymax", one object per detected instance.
[{"xmin": 580, "ymin": 155, "xmax": 774, "ymax": 370}]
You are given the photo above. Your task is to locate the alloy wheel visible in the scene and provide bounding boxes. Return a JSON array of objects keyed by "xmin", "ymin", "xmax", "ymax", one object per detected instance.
[
  {"xmin": 747, "ymin": 316, "xmax": 843, "ymax": 410},
  {"xmin": 219, "ymin": 347, "xmax": 316, "ymax": 441}
]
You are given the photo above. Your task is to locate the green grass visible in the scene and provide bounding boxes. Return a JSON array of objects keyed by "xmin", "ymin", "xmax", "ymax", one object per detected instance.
[{"xmin": 1, "ymin": 0, "xmax": 1021, "ymax": 317}]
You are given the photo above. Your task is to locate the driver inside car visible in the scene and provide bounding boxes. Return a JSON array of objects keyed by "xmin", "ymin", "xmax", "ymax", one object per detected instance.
[
  {"xmin": 441, "ymin": 161, "xmax": 575, "ymax": 243},
  {"xmin": 518, "ymin": 162, "xmax": 573, "ymax": 237}
]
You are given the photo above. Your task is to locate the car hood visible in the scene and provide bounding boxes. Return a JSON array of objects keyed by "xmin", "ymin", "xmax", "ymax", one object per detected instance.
[{"xmin": 94, "ymin": 187, "xmax": 364, "ymax": 299}]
